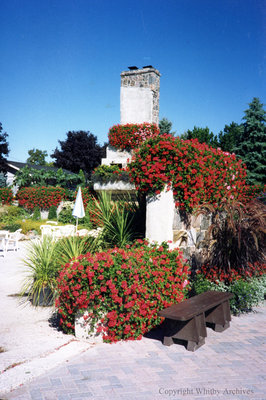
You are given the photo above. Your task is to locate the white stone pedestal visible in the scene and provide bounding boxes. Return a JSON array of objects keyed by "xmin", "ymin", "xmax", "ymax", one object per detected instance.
[
  {"xmin": 146, "ymin": 187, "xmax": 175, "ymax": 244},
  {"xmin": 75, "ymin": 310, "xmax": 105, "ymax": 344}
]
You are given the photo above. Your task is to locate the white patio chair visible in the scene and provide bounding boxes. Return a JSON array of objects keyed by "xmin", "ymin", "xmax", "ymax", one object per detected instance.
[
  {"xmin": 40, "ymin": 225, "xmax": 53, "ymax": 239},
  {"xmin": 52, "ymin": 225, "xmax": 75, "ymax": 240},
  {"xmin": 6, "ymin": 229, "xmax": 22, "ymax": 252},
  {"xmin": 0, "ymin": 231, "xmax": 9, "ymax": 257},
  {"xmin": 51, "ymin": 226, "xmax": 63, "ymax": 241},
  {"xmin": 62, "ymin": 225, "xmax": 75, "ymax": 237}
]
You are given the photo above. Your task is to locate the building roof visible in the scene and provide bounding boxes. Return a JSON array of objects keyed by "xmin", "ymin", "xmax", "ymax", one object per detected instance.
[{"xmin": 6, "ymin": 161, "xmax": 73, "ymax": 175}]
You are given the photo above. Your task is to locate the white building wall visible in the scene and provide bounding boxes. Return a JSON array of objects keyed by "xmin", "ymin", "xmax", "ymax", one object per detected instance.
[
  {"xmin": 145, "ymin": 187, "xmax": 175, "ymax": 244},
  {"xmin": 120, "ymin": 87, "xmax": 153, "ymax": 124}
]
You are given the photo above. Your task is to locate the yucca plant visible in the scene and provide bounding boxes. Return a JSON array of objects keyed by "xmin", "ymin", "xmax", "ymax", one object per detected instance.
[
  {"xmin": 195, "ymin": 198, "xmax": 266, "ymax": 277},
  {"xmin": 21, "ymin": 236, "xmax": 59, "ymax": 306},
  {"xmin": 55, "ymin": 235, "xmax": 102, "ymax": 264},
  {"xmin": 93, "ymin": 191, "xmax": 137, "ymax": 248}
]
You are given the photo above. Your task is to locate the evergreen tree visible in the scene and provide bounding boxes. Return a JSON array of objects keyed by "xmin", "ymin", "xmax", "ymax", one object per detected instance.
[
  {"xmin": 180, "ymin": 126, "xmax": 219, "ymax": 147},
  {"xmin": 159, "ymin": 118, "xmax": 175, "ymax": 135},
  {"xmin": 218, "ymin": 122, "xmax": 243, "ymax": 153},
  {"xmin": 235, "ymin": 98, "xmax": 266, "ymax": 185},
  {"xmin": 0, "ymin": 172, "xmax": 6, "ymax": 187},
  {"xmin": 0, "ymin": 123, "xmax": 9, "ymax": 172}
]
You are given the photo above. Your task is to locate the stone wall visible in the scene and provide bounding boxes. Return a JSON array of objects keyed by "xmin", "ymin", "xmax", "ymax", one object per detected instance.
[{"xmin": 120, "ymin": 66, "xmax": 161, "ymax": 125}]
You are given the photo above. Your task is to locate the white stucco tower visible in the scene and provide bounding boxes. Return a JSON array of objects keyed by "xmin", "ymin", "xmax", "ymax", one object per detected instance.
[
  {"xmin": 120, "ymin": 66, "xmax": 161, "ymax": 125},
  {"xmin": 101, "ymin": 66, "xmax": 161, "ymax": 168}
]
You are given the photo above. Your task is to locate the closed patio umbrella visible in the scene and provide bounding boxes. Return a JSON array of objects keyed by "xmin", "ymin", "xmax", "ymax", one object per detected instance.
[{"xmin": 72, "ymin": 187, "xmax": 85, "ymax": 231}]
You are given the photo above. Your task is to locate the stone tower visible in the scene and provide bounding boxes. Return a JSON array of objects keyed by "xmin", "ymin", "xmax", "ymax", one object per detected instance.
[{"xmin": 120, "ymin": 66, "xmax": 161, "ymax": 125}]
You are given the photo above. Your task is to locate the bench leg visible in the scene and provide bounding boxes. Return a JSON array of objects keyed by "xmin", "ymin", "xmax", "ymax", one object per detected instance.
[
  {"xmin": 205, "ymin": 300, "xmax": 231, "ymax": 332},
  {"xmin": 162, "ymin": 313, "xmax": 207, "ymax": 351},
  {"xmin": 214, "ymin": 321, "xmax": 230, "ymax": 332},
  {"xmin": 187, "ymin": 337, "xmax": 205, "ymax": 352},
  {"xmin": 163, "ymin": 336, "xmax": 174, "ymax": 346}
]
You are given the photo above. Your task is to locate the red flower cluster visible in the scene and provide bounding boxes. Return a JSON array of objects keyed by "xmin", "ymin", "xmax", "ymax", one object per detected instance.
[
  {"xmin": 56, "ymin": 240, "xmax": 190, "ymax": 343},
  {"xmin": 128, "ymin": 135, "xmax": 263, "ymax": 212},
  {"xmin": 0, "ymin": 188, "xmax": 13, "ymax": 205},
  {"xmin": 16, "ymin": 186, "xmax": 66, "ymax": 211},
  {"xmin": 108, "ymin": 123, "xmax": 160, "ymax": 151},
  {"xmin": 198, "ymin": 262, "xmax": 266, "ymax": 284}
]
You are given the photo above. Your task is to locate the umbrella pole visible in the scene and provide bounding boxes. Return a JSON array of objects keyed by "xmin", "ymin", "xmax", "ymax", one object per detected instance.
[{"xmin": 76, "ymin": 217, "xmax": 78, "ymax": 233}]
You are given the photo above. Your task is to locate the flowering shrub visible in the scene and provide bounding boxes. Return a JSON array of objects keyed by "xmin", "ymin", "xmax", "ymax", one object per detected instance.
[
  {"xmin": 16, "ymin": 186, "xmax": 66, "ymax": 211},
  {"xmin": 197, "ymin": 262, "xmax": 266, "ymax": 284},
  {"xmin": 56, "ymin": 240, "xmax": 190, "ymax": 342},
  {"xmin": 0, "ymin": 188, "xmax": 13, "ymax": 205},
  {"xmin": 128, "ymin": 135, "xmax": 262, "ymax": 212},
  {"xmin": 92, "ymin": 165, "xmax": 130, "ymax": 184},
  {"xmin": 108, "ymin": 123, "xmax": 160, "ymax": 151}
]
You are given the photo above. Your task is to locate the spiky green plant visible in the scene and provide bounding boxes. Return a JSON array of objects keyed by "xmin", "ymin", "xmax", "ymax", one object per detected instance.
[
  {"xmin": 21, "ymin": 236, "xmax": 59, "ymax": 306},
  {"xmin": 93, "ymin": 191, "xmax": 136, "ymax": 248},
  {"xmin": 55, "ymin": 235, "xmax": 102, "ymax": 264}
]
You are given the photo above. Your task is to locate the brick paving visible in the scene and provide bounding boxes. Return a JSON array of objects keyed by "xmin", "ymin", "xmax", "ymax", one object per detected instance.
[{"xmin": 2, "ymin": 304, "xmax": 265, "ymax": 400}]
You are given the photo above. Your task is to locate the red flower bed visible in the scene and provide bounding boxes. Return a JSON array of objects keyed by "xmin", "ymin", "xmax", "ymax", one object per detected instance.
[
  {"xmin": 128, "ymin": 135, "xmax": 263, "ymax": 212},
  {"xmin": 0, "ymin": 188, "xmax": 13, "ymax": 205},
  {"xmin": 198, "ymin": 262, "xmax": 266, "ymax": 284},
  {"xmin": 16, "ymin": 186, "xmax": 66, "ymax": 211},
  {"xmin": 56, "ymin": 240, "xmax": 190, "ymax": 343},
  {"xmin": 108, "ymin": 123, "xmax": 160, "ymax": 151}
]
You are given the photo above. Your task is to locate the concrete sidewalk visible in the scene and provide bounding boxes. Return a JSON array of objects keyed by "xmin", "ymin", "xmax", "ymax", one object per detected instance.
[
  {"xmin": 0, "ymin": 242, "xmax": 92, "ymax": 395},
  {"xmin": 0, "ymin": 242, "xmax": 265, "ymax": 400}
]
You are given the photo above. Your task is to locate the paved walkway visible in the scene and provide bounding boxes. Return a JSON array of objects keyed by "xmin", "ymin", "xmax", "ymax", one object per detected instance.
[
  {"xmin": 2, "ymin": 304, "xmax": 266, "ymax": 400},
  {"xmin": 0, "ymin": 242, "xmax": 265, "ymax": 400}
]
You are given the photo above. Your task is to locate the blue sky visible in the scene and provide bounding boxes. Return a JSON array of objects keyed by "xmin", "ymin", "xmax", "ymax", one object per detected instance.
[{"xmin": 1, "ymin": 0, "xmax": 265, "ymax": 162}]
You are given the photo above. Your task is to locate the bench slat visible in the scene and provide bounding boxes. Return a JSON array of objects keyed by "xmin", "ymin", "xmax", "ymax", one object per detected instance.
[{"xmin": 158, "ymin": 291, "xmax": 233, "ymax": 321}]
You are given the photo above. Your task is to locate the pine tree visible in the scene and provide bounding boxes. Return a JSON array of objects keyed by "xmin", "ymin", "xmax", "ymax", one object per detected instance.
[
  {"xmin": 218, "ymin": 122, "xmax": 242, "ymax": 153},
  {"xmin": 235, "ymin": 98, "xmax": 266, "ymax": 185},
  {"xmin": 180, "ymin": 126, "xmax": 219, "ymax": 147},
  {"xmin": 0, "ymin": 123, "xmax": 9, "ymax": 172},
  {"xmin": 159, "ymin": 118, "xmax": 175, "ymax": 135}
]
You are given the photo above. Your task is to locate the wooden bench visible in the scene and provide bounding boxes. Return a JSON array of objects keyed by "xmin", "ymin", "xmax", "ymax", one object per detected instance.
[{"xmin": 158, "ymin": 291, "xmax": 233, "ymax": 351}]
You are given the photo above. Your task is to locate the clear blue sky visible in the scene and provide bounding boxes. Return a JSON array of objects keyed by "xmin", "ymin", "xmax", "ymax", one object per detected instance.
[{"xmin": 1, "ymin": 0, "xmax": 265, "ymax": 162}]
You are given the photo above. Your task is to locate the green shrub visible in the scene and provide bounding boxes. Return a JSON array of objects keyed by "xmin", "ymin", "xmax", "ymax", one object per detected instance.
[
  {"xmin": 191, "ymin": 272, "xmax": 265, "ymax": 315},
  {"xmin": 229, "ymin": 277, "xmax": 266, "ymax": 315},
  {"xmin": 20, "ymin": 220, "xmax": 43, "ymax": 235},
  {"xmin": 56, "ymin": 240, "xmax": 190, "ymax": 342},
  {"xmin": 92, "ymin": 164, "xmax": 130, "ymax": 184},
  {"xmin": 0, "ymin": 172, "xmax": 6, "ymax": 188},
  {"xmin": 1, "ymin": 222, "xmax": 22, "ymax": 232},
  {"xmin": 32, "ymin": 207, "xmax": 41, "ymax": 220},
  {"xmin": 58, "ymin": 203, "xmax": 75, "ymax": 224},
  {"xmin": 48, "ymin": 205, "xmax": 57, "ymax": 220},
  {"xmin": 0, "ymin": 205, "xmax": 30, "ymax": 224}
]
